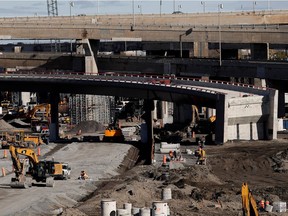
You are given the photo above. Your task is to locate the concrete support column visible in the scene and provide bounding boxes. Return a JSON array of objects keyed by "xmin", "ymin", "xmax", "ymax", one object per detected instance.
[
  {"xmin": 49, "ymin": 92, "xmax": 60, "ymax": 142},
  {"xmin": 76, "ymin": 38, "xmax": 98, "ymax": 75},
  {"xmin": 193, "ymin": 42, "xmax": 209, "ymax": 58},
  {"xmin": 215, "ymin": 94, "xmax": 227, "ymax": 144},
  {"xmin": 268, "ymin": 89, "xmax": 278, "ymax": 140},
  {"xmin": 278, "ymin": 90, "xmax": 285, "ymax": 118},
  {"xmin": 253, "ymin": 78, "xmax": 266, "ymax": 88},
  {"xmin": 143, "ymin": 100, "xmax": 155, "ymax": 165},
  {"xmin": 251, "ymin": 43, "xmax": 269, "ymax": 60},
  {"xmin": 173, "ymin": 104, "xmax": 192, "ymax": 124}
]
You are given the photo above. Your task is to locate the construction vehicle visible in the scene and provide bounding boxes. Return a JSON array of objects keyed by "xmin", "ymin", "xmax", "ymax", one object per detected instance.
[
  {"xmin": 1, "ymin": 130, "xmax": 48, "ymax": 149},
  {"xmin": 1, "ymin": 100, "xmax": 10, "ymax": 108},
  {"xmin": 103, "ymin": 125, "xmax": 125, "ymax": 142},
  {"xmin": 241, "ymin": 183, "xmax": 259, "ymax": 216},
  {"xmin": 53, "ymin": 162, "xmax": 71, "ymax": 180},
  {"xmin": 26, "ymin": 103, "xmax": 51, "ymax": 133},
  {"xmin": 103, "ymin": 121, "xmax": 125, "ymax": 142},
  {"xmin": 9, "ymin": 145, "xmax": 62, "ymax": 188}
]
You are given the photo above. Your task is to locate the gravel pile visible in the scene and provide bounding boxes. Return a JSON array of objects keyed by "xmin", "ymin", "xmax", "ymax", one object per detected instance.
[{"xmin": 69, "ymin": 121, "xmax": 106, "ymax": 134}]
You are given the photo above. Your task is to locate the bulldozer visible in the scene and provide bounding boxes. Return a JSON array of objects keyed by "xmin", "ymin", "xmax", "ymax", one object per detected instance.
[{"xmin": 9, "ymin": 145, "xmax": 63, "ymax": 188}]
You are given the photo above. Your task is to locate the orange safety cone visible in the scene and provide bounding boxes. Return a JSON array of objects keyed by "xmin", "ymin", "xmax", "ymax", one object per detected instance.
[
  {"xmin": 1, "ymin": 167, "xmax": 6, "ymax": 177},
  {"xmin": 3, "ymin": 150, "xmax": 7, "ymax": 158},
  {"xmin": 163, "ymin": 155, "xmax": 167, "ymax": 165},
  {"xmin": 37, "ymin": 147, "xmax": 41, "ymax": 156}
]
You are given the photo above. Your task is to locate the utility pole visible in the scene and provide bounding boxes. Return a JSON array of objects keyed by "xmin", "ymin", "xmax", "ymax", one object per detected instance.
[{"xmin": 47, "ymin": 0, "xmax": 58, "ymax": 16}]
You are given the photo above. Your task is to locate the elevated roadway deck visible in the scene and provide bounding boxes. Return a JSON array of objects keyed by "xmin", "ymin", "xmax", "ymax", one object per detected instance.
[
  {"xmin": 0, "ymin": 72, "xmax": 278, "ymax": 144},
  {"xmin": 0, "ymin": 11, "xmax": 287, "ymax": 43}
]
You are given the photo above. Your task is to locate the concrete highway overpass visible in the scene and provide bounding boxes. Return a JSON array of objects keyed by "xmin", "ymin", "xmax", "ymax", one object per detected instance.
[
  {"xmin": 0, "ymin": 73, "xmax": 278, "ymax": 146},
  {"xmin": 0, "ymin": 11, "xmax": 287, "ymax": 44}
]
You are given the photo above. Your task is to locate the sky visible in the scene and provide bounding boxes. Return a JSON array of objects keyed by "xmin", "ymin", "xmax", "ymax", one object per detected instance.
[{"xmin": 0, "ymin": 1, "xmax": 287, "ymax": 17}]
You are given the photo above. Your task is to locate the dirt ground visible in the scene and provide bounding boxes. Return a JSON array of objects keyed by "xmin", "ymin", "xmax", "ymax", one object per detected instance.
[{"xmin": 62, "ymin": 135, "xmax": 288, "ymax": 216}]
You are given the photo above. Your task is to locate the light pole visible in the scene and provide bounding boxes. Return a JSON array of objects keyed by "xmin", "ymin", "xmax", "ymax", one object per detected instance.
[
  {"xmin": 138, "ymin": 5, "xmax": 142, "ymax": 14},
  {"xmin": 253, "ymin": 1, "xmax": 257, "ymax": 12},
  {"xmin": 69, "ymin": 1, "xmax": 74, "ymax": 54},
  {"xmin": 179, "ymin": 28, "xmax": 193, "ymax": 58},
  {"xmin": 132, "ymin": 0, "xmax": 135, "ymax": 27},
  {"xmin": 201, "ymin": 1, "xmax": 206, "ymax": 13},
  {"xmin": 69, "ymin": 1, "xmax": 74, "ymax": 22},
  {"xmin": 218, "ymin": 3, "xmax": 223, "ymax": 66},
  {"xmin": 173, "ymin": 0, "xmax": 176, "ymax": 12},
  {"xmin": 160, "ymin": 0, "xmax": 162, "ymax": 16}
]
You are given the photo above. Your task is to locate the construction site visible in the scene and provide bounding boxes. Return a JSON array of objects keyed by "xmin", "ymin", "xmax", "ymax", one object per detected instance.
[
  {"xmin": 0, "ymin": 90, "xmax": 288, "ymax": 215},
  {"xmin": 0, "ymin": 2, "xmax": 286, "ymax": 213}
]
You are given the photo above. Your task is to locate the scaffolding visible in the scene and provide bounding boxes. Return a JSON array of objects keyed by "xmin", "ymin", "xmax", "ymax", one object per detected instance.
[{"xmin": 69, "ymin": 94, "xmax": 113, "ymax": 125}]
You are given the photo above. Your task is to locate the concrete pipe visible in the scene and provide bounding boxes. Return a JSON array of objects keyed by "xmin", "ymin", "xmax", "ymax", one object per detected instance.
[
  {"xmin": 162, "ymin": 188, "xmax": 172, "ymax": 200},
  {"xmin": 124, "ymin": 202, "xmax": 132, "ymax": 213},
  {"xmin": 140, "ymin": 207, "xmax": 151, "ymax": 216},
  {"xmin": 132, "ymin": 207, "xmax": 140, "ymax": 215},
  {"xmin": 152, "ymin": 201, "xmax": 168, "ymax": 216},
  {"xmin": 101, "ymin": 199, "xmax": 116, "ymax": 216},
  {"xmin": 117, "ymin": 208, "xmax": 129, "ymax": 216}
]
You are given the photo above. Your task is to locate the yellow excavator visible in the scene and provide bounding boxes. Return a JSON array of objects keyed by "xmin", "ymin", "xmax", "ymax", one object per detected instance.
[
  {"xmin": 9, "ymin": 145, "xmax": 62, "ymax": 188},
  {"xmin": 241, "ymin": 183, "xmax": 259, "ymax": 216},
  {"xmin": 1, "ymin": 130, "xmax": 48, "ymax": 149}
]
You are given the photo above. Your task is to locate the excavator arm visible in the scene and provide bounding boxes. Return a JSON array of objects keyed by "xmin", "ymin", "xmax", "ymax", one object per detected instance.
[
  {"xmin": 9, "ymin": 145, "xmax": 39, "ymax": 182},
  {"xmin": 27, "ymin": 103, "xmax": 51, "ymax": 119},
  {"xmin": 241, "ymin": 183, "xmax": 259, "ymax": 216}
]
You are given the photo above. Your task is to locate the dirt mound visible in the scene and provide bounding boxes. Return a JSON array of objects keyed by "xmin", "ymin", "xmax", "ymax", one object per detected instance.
[
  {"xmin": 69, "ymin": 121, "xmax": 105, "ymax": 134},
  {"xmin": 271, "ymin": 148, "xmax": 288, "ymax": 172}
]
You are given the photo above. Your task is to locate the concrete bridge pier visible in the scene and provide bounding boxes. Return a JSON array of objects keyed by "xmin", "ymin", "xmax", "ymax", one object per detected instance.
[
  {"xmin": 267, "ymin": 89, "xmax": 278, "ymax": 140},
  {"xmin": 76, "ymin": 39, "xmax": 98, "ymax": 74},
  {"xmin": 215, "ymin": 94, "xmax": 227, "ymax": 144},
  {"xmin": 251, "ymin": 43, "xmax": 269, "ymax": 60},
  {"xmin": 193, "ymin": 42, "xmax": 209, "ymax": 58},
  {"xmin": 142, "ymin": 99, "xmax": 155, "ymax": 165},
  {"xmin": 49, "ymin": 92, "xmax": 60, "ymax": 142}
]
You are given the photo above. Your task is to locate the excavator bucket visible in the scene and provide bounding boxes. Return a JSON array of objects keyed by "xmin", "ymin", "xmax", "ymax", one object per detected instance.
[{"xmin": 10, "ymin": 176, "xmax": 32, "ymax": 189}]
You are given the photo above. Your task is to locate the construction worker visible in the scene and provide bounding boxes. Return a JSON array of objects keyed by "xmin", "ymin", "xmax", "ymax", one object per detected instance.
[
  {"xmin": 196, "ymin": 147, "xmax": 206, "ymax": 165},
  {"xmin": 79, "ymin": 170, "xmax": 89, "ymax": 180}
]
